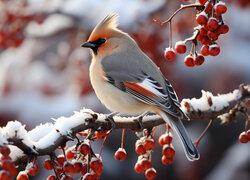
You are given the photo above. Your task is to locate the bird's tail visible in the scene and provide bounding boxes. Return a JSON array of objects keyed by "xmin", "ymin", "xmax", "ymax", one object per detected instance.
[{"xmin": 159, "ymin": 111, "xmax": 200, "ymax": 161}]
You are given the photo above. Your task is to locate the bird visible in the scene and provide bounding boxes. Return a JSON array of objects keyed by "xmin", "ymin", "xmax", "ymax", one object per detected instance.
[{"xmin": 81, "ymin": 14, "xmax": 199, "ymax": 161}]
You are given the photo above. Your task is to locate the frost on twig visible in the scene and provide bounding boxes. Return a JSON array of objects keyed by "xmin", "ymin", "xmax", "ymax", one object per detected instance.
[
  {"xmin": 181, "ymin": 84, "xmax": 249, "ymax": 122},
  {"xmin": 0, "ymin": 84, "xmax": 249, "ymax": 164}
]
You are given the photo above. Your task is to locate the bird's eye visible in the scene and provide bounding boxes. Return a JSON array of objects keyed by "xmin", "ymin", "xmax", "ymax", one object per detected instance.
[{"xmin": 93, "ymin": 38, "xmax": 106, "ymax": 46}]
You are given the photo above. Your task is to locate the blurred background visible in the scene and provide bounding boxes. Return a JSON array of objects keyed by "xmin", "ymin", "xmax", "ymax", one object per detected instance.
[{"xmin": 0, "ymin": 0, "xmax": 249, "ymax": 179}]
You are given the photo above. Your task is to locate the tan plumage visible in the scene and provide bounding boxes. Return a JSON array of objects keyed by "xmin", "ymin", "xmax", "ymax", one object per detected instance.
[{"xmin": 81, "ymin": 14, "xmax": 199, "ymax": 161}]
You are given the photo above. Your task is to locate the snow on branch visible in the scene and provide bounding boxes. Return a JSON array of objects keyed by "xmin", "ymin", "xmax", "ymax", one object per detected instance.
[{"xmin": 0, "ymin": 84, "xmax": 249, "ymax": 163}]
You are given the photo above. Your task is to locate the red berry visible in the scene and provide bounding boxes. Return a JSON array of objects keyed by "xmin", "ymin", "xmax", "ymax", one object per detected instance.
[
  {"xmin": 140, "ymin": 158, "xmax": 152, "ymax": 171},
  {"xmin": 198, "ymin": 0, "xmax": 207, "ymax": 5},
  {"xmin": 66, "ymin": 149, "xmax": 75, "ymax": 160},
  {"xmin": 164, "ymin": 48, "xmax": 176, "ymax": 61},
  {"xmin": 197, "ymin": 34, "xmax": 204, "ymax": 42},
  {"xmin": 207, "ymin": 31, "xmax": 219, "ymax": 41},
  {"xmin": 201, "ymin": 35, "xmax": 211, "ymax": 45},
  {"xmin": 206, "ymin": 18, "xmax": 219, "ymax": 31},
  {"xmin": 90, "ymin": 157, "xmax": 103, "ymax": 171},
  {"xmin": 134, "ymin": 162, "xmax": 144, "ymax": 173},
  {"xmin": 114, "ymin": 148, "xmax": 127, "ymax": 161},
  {"xmin": 209, "ymin": 44, "xmax": 220, "ymax": 56},
  {"xmin": 2, "ymin": 160, "xmax": 18, "ymax": 176},
  {"xmin": 73, "ymin": 162, "xmax": 83, "ymax": 174},
  {"xmin": 184, "ymin": 55, "xmax": 195, "ymax": 67},
  {"xmin": 239, "ymin": 132, "xmax": 248, "ymax": 143},
  {"xmin": 246, "ymin": 130, "xmax": 250, "ymax": 140},
  {"xmin": 0, "ymin": 146, "xmax": 11, "ymax": 156},
  {"xmin": 158, "ymin": 133, "xmax": 172, "ymax": 146},
  {"xmin": 55, "ymin": 167, "xmax": 63, "ymax": 176},
  {"xmin": 145, "ymin": 168, "xmax": 157, "ymax": 180},
  {"xmin": 78, "ymin": 141, "xmax": 91, "ymax": 156},
  {"xmin": 175, "ymin": 41, "xmax": 187, "ymax": 54},
  {"xmin": 205, "ymin": 3, "xmax": 213, "ymax": 13},
  {"xmin": 56, "ymin": 155, "xmax": 65, "ymax": 167},
  {"xmin": 162, "ymin": 144, "xmax": 175, "ymax": 158},
  {"xmin": 43, "ymin": 159, "xmax": 53, "ymax": 170},
  {"xmin": 17, "ymin": 172, "xmax": 29, "ymax": 180},
  {"xmin": 95, "ymin": 130, "xmax": 108, "ymax": 140},
  {"xmin": 82, "ymin": 173, "xmax": 96, "ymax": 180},
  {"xmin": 161, "ymin": 155, "xmax": 174, "ymax": 165},
  {"xmin": 143, "ymin": 138, "xmax": 155, "ymax": 151},
  {"xmin": 26, "ymin": 161, "xmax": 39, "ymax": 176},
  {"xmin": 135, "ymin": 140, "xmax": 146, "ymax": 155},
  {"xmin": 194, "ymin": 55, "xmax": 205, "ymax": 66},
  {"xmin": 200, "ymin": 45, "xmax": 209, "ymax": 56},
  {"xmin": 218, "ymin": 24, "xmax": 229, "ymax": 34},
  {"xmin": 63, "ymin": 161, "xmax": 75, "ymax": 174},
  {"xmin": 47, "ymin": 175, "xmax": 56, "ymax": 180},
  {"xmin": 199, "ymin": 27, "xmax": 207, "ymax": 36},
  {"xmin": 214, "ymin": 2, "xmax": 227, "ymax": 14},
  {"xmin": 196, "ymin": 12, "xmax": 208, "ymax": 25},
  {"xmin": 0, "ymin": 170, "xmax": 11, "ymax": 180}
]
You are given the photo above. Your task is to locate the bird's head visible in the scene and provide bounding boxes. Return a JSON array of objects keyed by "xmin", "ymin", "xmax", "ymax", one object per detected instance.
[{"xmin": 81, "ymin": 14, "xmax": 135, "ymax": 57}]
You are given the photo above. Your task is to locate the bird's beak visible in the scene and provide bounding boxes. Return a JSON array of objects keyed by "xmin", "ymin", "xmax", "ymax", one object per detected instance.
[{"xmin": 81, "ymin": 41, "xmax": 96, "ymax": 48}]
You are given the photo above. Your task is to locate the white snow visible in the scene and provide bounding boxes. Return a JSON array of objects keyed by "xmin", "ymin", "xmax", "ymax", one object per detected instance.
[{"xmin": 181, "ymin": 89, "xmax": 242, "ymax": 113}]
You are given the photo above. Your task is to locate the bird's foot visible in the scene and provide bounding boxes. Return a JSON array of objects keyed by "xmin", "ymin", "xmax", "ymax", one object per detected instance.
[
  {"xmin": 105, "ymin": 112, "xmax": 119, "ymax": 129},
  {"xmin": 134, "ymin": 111, "xmax": 148, "ymax": 131}
]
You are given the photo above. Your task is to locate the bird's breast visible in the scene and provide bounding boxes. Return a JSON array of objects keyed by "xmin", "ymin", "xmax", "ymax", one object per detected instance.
[{"xmin": 89, "ymin": 59, "xmax": 150, "ymax": 115}]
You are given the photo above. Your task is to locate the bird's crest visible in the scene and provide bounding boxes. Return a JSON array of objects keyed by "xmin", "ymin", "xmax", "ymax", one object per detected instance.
[{"xmin": 89, "ymin": 13, "xmax": 119, "ymax": 42}]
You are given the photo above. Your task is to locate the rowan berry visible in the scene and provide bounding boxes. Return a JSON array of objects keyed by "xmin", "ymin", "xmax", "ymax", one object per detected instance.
[
  {"xmin": 135, "ymin": 140, "xmax": 146, "ymax": 155},
  {"xmin": 175, "ymin": 41, "xmax": 187, "ymax": 54},
  {"xmin": 95, "ymin": 130, "xmax": 108, "ymax": 140},
  {"xmin": 209, "ymin": 44, "xmax": 220, "ymax": 56},
  {"xmin": 162, "ymin": 144, "xmax": 175, "ymax": 158},
  {"xmin": 161, "ymin": 155, "xmax": 174, "ymax": 165},
  {"xmin": 239, "ymin": 132, "xmax": 248, "ymax": 143},
  {"xmin": 207, "ymin": 31, "xmax": 219, "ymax": 41},
  {"xmin": 214, "ymin": 2, "xmax": 227, "ymax": 14},
  {"xmin": 16, "ymin": 172, "xmax": 29, "ymax": 180},
  {"xmin": 0, "ymin": 170, "xmax": 11, "ymax": 180},
  {"xmin": 201, "ymin": 35, "xmax": 211, "ymax": 45},
  {"xmin": 43, "ymin": 159, "xmax": 53, "ymax": 170},
  {"xmin": 200, "ymin": 45, "xmax": 209, "ymax": 56},
  {"xmin": 218, "ymin": 24, "xmax": 229, "ymax": 34},
  {"xmin": 206, "ymin": 18, "xmax": 219, "ymax": 31},
  {"xmin": 78, "ymin": 141, "xmax": 91, "ymax": 156},
  {"xmin": 194, "ymin": 54, "xmax": 205, "ymax": 66},
  {"xmin": 145, "ymin": 168, "xmax": 157, "ymax": 180},
  {"xmin": 114, "ymin": 148, "xmax": 127, "ymax": 161},
  {"xmin": 143, "ymin": 138, "xmax": 155, "ymax": 151},
  {"xmin": 134, "ymin": 162, "xmax": 144, "ymax": 173},
  {"xmin": 196, "ymin": 12, "xmax": 208, "ymax": 25},
  {"xmin": 198, "ymin": 0, "xmax": 208, "ymax": 5},
  {"xmin": 66, "ymin": 149, "xmax": 75, "ymax": 160},
  {"xmin": 27, "ymin": 161, "xmax": 39, "ymax": 176},
  {"xmin": 184, "ymin": 55, "xmax": 195, "ymax": 67},
  {"xmin": 2, "ymin": 159, "xmax": 17, "ymax": 176},
  {"xmin": 164, "ymin": 48, "xmax": 176, "ymax": 61},
  {"xmin": 63, "ymin": 161, "xmax": 75, "ymax": 174},
  {"xmin": 140, "ymin": 158, "xmax": 152, "ymax": 171}
]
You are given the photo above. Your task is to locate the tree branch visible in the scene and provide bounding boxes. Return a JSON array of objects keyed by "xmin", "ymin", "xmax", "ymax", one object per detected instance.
[{"xmin": 1, "ymin": 84, "xmax": 249, "ymax": 163}]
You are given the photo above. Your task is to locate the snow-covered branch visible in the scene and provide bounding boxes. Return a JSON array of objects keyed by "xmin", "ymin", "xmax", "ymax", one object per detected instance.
[{"xmin": 0, "ymin": 84, "xmax": 249, "ymax": 163}]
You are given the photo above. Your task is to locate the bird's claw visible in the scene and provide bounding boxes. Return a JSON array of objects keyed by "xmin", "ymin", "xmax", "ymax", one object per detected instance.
[
  {"xmin": 134, "ymin": 111, "xmax": 148, "ymax": 131},
  {"xmin": 105, "ymin": 112, "xmax": 118, "ymax": 129}
]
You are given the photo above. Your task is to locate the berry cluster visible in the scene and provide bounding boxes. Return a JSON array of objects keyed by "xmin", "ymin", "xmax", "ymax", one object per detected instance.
[
  {"xmin": 160, "ymin": 0, "xmax": 229, "ymax": 67},
  {"xmin": 0, "ymin": 0, "xmax": 45, "ymax": 50},
  {"xmin": 238, "ymin": 130, "xmax": 250, "ymax": 143},
  {"xmin": 43, "ymin": 138, "xmax": 103, "ymax": 180},
  {"xmin": 158, "ymin": 128, "xmax": 175, "ymax": 165},
  {"xmin": 134, "ymin": 134, "xmax": 157, "ymax": 180},
  {"xmin": 0, "ymin": 146, "xmax": 17, "ymax": 180}
]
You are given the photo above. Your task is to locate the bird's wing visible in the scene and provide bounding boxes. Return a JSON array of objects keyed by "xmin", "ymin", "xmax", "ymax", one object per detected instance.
[{"xmin": 101, "ymin": 52, "xmax": 186, "ymax": 119}]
